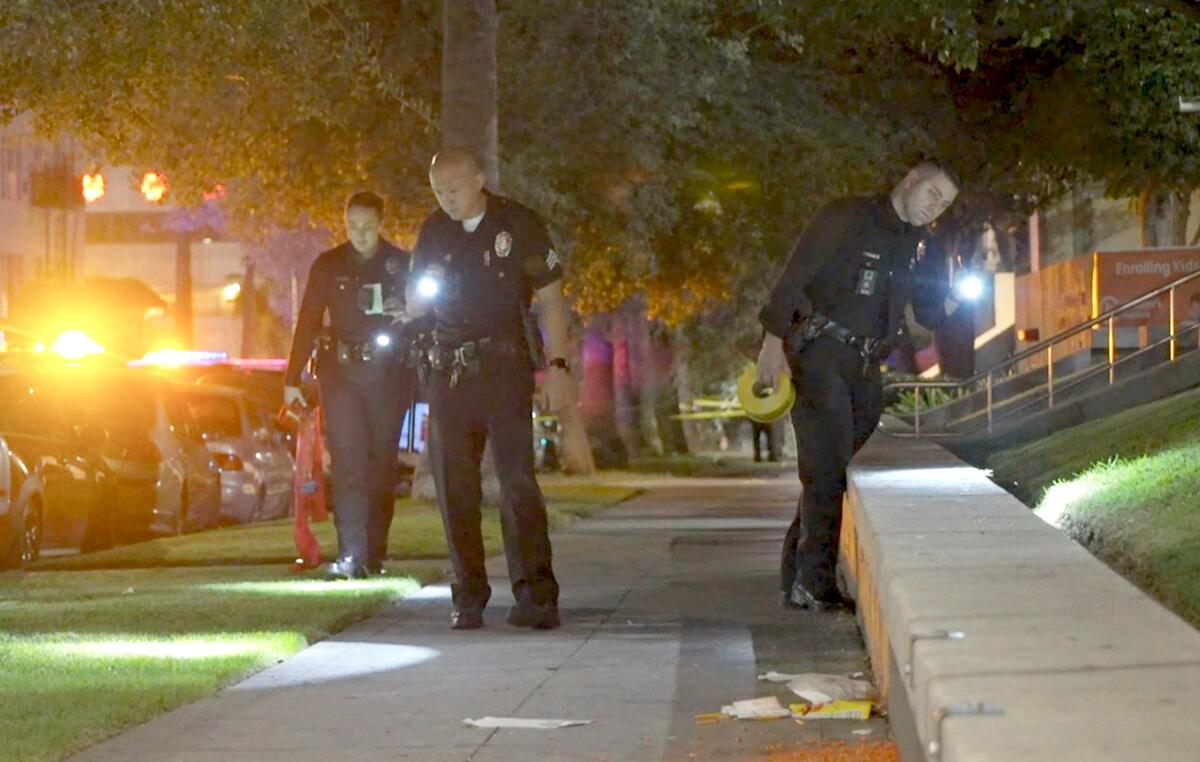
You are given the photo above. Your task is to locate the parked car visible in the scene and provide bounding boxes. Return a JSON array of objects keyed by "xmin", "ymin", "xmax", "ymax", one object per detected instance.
[
  {"xmin": 181, "ymin": 385, "xmax": 294, "ymax": 524},
  {"xmin": 0, "ymin": 435, "xmax": 41, "ymax": 568},
  {"xmin": 78, "ymin": 369, "xmax": 223, "ymax": 536},
  {"xmin": 194, "ymin": 364, "xmax": 297, "ymax": 454},
  {"xmin": 0, "ymin": 365, "xmax": 116, "ymax": 552}
]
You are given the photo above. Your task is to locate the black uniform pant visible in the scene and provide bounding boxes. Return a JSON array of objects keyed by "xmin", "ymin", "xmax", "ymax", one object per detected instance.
[
  {"xmin": 782, "ymin": 337, "xmax": 883, "ymax": 597},
  {"xmin": 319, "ymin": 358, "xmax": 412, "ymax": 566},
  {"xmin": 751, "ymin": 420, "xmax": 780, "ymax": 462},
  {"xmin": 427, "ymin": 368, "xmax": 558, "ymax": 613}
]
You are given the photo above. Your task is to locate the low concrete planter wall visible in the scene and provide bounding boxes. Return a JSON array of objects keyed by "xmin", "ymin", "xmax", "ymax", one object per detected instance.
[{"xmin": 840, "ymin": 428, "xmax": 1200, "ymax": 761}]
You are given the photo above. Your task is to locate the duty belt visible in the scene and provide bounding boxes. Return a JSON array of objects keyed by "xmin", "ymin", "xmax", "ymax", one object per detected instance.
[
  {"xmin": 818, "ymin": 318, "xmax": 893, "ymax": 374},
  {"xmin": 426, "ymin": 337, "xmax": 489, "ymax": 387},
  {"xmin": 421, "ymin": 336, "xmax": 525, "ymax": 388},
  {"xmin": 315, "ymin": 334, "xmax": 393, "ymax": 365}
]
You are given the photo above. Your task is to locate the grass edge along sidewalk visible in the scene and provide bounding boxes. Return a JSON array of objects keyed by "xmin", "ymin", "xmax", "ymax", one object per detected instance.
[
  {"xmin": 31, "ymin": 483, "xmax": 639, "ymax": 571},
  {"xmin": 2, "ymin": 482, "xmax": 638, "ymax": 762},
  {"xmin": 986, "ymin": 386, "xmax": 1200, "ymax": 628}
]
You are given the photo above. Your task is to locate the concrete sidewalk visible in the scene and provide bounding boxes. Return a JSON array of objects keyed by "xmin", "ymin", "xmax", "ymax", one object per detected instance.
[{"xmin": 68, "ymin": 475, "xmax": 889, "ymax": 762}]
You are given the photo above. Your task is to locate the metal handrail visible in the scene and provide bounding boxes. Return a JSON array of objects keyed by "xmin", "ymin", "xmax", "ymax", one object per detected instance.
[
  {"xmin": 953, "ymin": 323, "xmax": 1198, "ymax": 436},
  {"xmin": 885, "ymin": 267, "xmax": 1200, "ymax": 437}
]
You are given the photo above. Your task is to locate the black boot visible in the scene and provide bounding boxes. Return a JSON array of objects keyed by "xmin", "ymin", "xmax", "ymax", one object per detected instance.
[{"xmin": 325, "ymin": 556, "xmax": 368, "ymax": 580}]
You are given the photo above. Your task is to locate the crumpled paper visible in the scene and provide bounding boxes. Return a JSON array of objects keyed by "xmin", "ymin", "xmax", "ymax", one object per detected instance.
[
  {"xmin": 463, "ymin": 717, "xmax": 593, "ymax": 730},
  {"xmin": 757, "ymin": 672, "xmax": 876, "ymax": 702},
  {"xmin": 720, "ymin": 696, "xmax": 792, "ymax": 720}
]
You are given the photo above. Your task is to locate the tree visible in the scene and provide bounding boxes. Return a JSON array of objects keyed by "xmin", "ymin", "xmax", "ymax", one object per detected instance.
[{"xmin": 1, "ymin": 1, "xmax": 442, "ymax": 236}]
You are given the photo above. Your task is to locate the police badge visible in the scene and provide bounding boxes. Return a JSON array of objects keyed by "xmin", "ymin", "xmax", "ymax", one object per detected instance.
[{"xmin": 495, "ymin": 231, "xmax": 513, "ymax": 258}]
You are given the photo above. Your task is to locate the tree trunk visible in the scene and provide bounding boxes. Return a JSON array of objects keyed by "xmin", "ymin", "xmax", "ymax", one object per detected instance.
[
  {"xmin": 1138, "ymin": 190, "xmax": 1172, "ymax": 248},
  {"xmin": 579, "ymin": 317, "xmax": 625, "ymax": 467},
  {"xmin": 557, "ymin": 342, "xmax": 596, "ymax": 474},
  {"xmin": 669, "ymin": 327, "xmax": 705, "ymax": 455},
  {"xmin": 632, "ymin": 304, "xmax": 664, "ymax": 455},
  {"xmin": 610, "ymin": 307, "xmax": 639, "ymax": 460},
  {"xmin": 441, "ymin": 0, "xmax": 499, "ymax": 188},
  {"xmin": 413, "ymin": 0, "xmax": 503, "ymax": 504},
  {"xmin": 240, "ymin": 262, "xmax": 256, "ymax": 357},
  {"xmin": 174, "ymin": 233, "xmax": 193, "ymax": 346},
  {"xmin": 1171, "ymin": 190, "xmax": 1191, "ymax": 247}
]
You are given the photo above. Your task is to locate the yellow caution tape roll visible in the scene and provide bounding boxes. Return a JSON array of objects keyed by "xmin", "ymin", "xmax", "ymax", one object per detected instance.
[{"xmin": 736, "ymin": 364, "xmax": 795, "ymax": 423}]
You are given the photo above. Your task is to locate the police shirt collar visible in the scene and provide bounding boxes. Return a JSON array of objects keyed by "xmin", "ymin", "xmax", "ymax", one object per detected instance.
[
  {"xmin": 343, "ymin": 238, "xmax": 394, "ymax": 261},
  {"xmin": 876, "ymin": 195, "xmax": 912, "ymax": 233},
  {"xmin": 462, "ymin": 210, "xmax": 486, "ymax": 233}
]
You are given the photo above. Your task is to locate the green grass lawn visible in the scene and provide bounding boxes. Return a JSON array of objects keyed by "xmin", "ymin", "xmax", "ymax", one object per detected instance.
[
  {"xmin": 985, "ymin": 385, "xmax": 1200, "ymax": 504},
  {"xmin": 0, "ymin": 563, "xmax": 443, "ymax": 762},
  {"xmin": 986, "ymin": 386, "xmax": 1200, "ymax": 627},
  {"xmin": 4, "ymin": 480, "xmax": 637, "ymax": 762}
]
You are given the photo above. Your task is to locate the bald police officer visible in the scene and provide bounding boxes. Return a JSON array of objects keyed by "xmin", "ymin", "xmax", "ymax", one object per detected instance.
[
  {"xmin": 756, "ymin": 162, "xmax": 960, "ymax": 612},
  {"xmin": 284, "ymin": 191, "xmax": 414, "ymax": 580},
  {"xmin": 407, "ymin": 149, "xmax": 572, "ymax": 631}
]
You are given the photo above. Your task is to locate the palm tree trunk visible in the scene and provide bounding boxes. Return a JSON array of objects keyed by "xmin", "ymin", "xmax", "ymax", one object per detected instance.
[
  {"xmin": 670, "ymin": 327, "xmax": 705, "ymax": 455},
  {"xmin": 441, "ymin": 0, "xmax": 499, "ymax": 188}
]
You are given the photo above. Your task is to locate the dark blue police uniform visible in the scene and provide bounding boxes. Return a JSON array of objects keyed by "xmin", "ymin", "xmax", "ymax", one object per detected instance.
[
  {"xmin": 285, "ymin": 239, "xmax": 415, "ymax": 575},
  {"xmin": 411, "ymin": 193, "xmax": 561, "ymax": 629},
  {"xmin": 760, "ymin": 196, "xmax": 948, "ymax": 607}
]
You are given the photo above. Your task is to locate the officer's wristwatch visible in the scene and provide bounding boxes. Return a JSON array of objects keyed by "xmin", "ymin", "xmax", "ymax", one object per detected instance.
[{"xmin": 548, "ymin": 357, "xmax": 569, "ymax": 372}]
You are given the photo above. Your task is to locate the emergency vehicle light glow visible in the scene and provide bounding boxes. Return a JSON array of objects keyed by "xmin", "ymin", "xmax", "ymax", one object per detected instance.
[
  {"xmin": 50, "ymin": 330, "xmax": 105, "ymax": 360},
  {"xmin": 131, "ymin": 349, "xmax": 229, "ymax": 367},
  {"xmin": 417, "ymin": 275, "xmax": 440, "ymax": 299}
]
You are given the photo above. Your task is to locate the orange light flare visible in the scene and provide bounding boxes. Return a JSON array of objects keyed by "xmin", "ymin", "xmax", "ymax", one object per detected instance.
[
  {"xmin": 140, "ymin": 171, "xmax": 168, "ymax": 203},
  {"xmin": 81, "ymin": 173, "xmax": 105, "ymax": 203}
]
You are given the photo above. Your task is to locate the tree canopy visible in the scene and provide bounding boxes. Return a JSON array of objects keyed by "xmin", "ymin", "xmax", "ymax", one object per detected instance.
[{"xmin": 4, "ymin": 0, "xmax": 1200, "ymax": 355}]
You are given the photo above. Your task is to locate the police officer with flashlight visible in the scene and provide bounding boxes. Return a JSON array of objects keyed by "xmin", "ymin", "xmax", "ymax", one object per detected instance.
[
  {"xmin": 407, "ymin": 148, "xmax": 571, "ymax": 631},
  {"xmin": 284, "ymin": 191, "xmax": 414, "ymax": 579},
  {"xmin": 756, "ymin": 161, "xmax": 960, "ymax": 612}
]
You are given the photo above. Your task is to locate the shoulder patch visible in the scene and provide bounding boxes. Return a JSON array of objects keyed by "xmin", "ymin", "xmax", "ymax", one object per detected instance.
[{"xmin": 546, "ymin": 249, "xmax": 560, "ymax": 271}]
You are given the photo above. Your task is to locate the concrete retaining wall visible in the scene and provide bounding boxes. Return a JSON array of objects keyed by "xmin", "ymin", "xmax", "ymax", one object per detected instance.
[{"xmin": 840, "ymin": 429, "xmax": 1200, "ymax": 761}]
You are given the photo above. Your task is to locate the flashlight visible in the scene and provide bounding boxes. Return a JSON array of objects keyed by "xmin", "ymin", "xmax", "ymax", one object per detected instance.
[
  {"xmin": 954, "ymin": 274, "xmax": 985, "ymax": 302},
  {"xmin": 374, "ymin": 334, "xmax": 391, "ymax": 348},
  {"xmin": 417, "ymin": 274, "xmax": 440, "ymax": 299}
]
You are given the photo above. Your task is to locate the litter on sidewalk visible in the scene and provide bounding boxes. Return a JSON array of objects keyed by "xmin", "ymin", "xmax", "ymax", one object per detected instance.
[
  {"xmin": 790, "ymin": 700, "xmax": 874, "ymax": 720},
  {"xmin": 758, "ymin": 672, "xmax": 876, "ymax": 702},
  {"xmin": 721, "ymin": 697, "xmax": 793, "ymax": 720},
  {"xmin": 463, "ymin": 717, "xmax": 593, "ymax": 729}
]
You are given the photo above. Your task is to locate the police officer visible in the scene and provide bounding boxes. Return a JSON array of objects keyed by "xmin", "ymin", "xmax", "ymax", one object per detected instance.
[
  {"xmin": 756, "ymin": 162, "xmax": 960, "ymax": 611},
  {"xmin": 284, "ymin": 191, "xmax": 414, "ymax": 579},
  {"xmin": 407, "ymin": 148, "xmax": 571, "ymax": 631}
]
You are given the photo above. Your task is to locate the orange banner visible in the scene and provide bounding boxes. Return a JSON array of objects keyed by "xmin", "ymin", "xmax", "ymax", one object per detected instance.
[{"xmin": 1093, "ymin": 249, "xmax": 1200, "ymax": 326}]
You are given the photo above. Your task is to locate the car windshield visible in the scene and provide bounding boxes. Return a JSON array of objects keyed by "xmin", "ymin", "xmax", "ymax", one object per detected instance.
[
  {"xmin": 77, "ymin": 375, "xmax": 158, "ymax": 435},
  {"xmin": 186, "ymin": 394, "xmax": 243, "ymax": 438}
]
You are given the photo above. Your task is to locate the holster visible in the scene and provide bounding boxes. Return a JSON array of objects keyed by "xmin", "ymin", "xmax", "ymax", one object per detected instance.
[
  {"xmin": 521, "ymin": 303, "xmax": 547, "ymax": 370},
  {"xmin": 783, "ymin": 313, "xmax": 830, "ymax": 360}
]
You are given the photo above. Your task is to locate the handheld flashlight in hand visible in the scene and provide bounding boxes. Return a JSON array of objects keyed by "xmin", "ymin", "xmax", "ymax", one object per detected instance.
[
  {"xmin": 374, "ymin": 333, "xmax": 392, "ymax": 348},
  {"xmin": 417, "ymin": 274, "xmax": 441, "ymax": 299},
  {"xmin": 953, "ymin": 274, "xmax": 985, "ymax": 302}
]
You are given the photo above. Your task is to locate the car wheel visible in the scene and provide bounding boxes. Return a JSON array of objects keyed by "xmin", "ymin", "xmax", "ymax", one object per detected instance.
[
  {"xmin": 21, "ymin": 501, "xmax": 42, "ymax": 564},
  {"xmin": 2, "ymin": 499, "xmax": 43, "ymax": 568}
]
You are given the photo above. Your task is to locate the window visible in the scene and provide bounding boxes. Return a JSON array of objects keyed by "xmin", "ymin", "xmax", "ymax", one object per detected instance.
[{"xmin": 186, "ymin": 394, "xmax": 243, "ymax": 438}]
